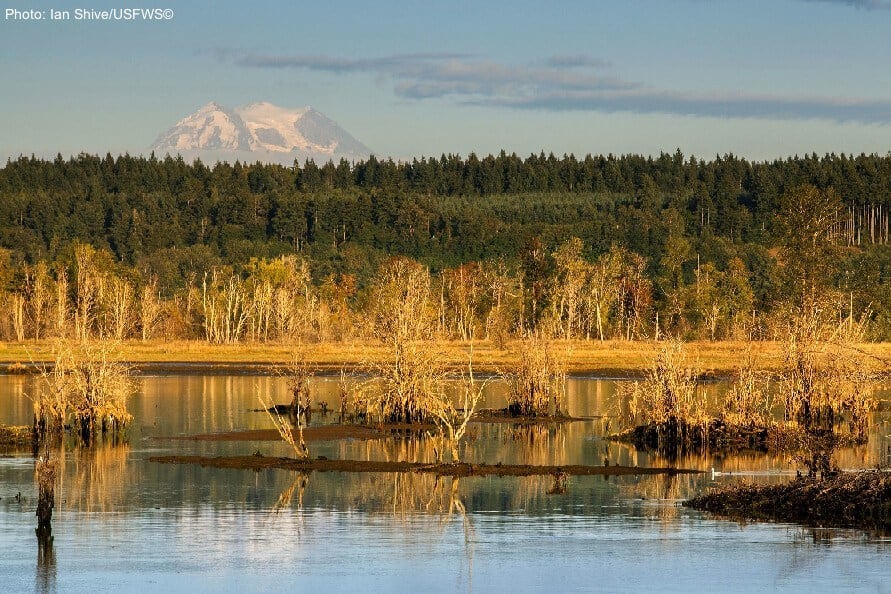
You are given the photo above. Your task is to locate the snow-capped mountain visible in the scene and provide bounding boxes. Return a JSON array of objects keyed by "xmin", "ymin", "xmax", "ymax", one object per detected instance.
[
  {"xmin": 151, "ymin": 102, "xmax": 372, "ymax": 163},
  {"xmin": 152, "ymin": 102, "xmax": 256, "ymax": 152}
]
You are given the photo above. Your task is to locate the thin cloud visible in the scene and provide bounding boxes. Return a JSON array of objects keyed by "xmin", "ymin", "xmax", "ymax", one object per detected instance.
[
  {"xmin": 235, "ymin": 52, "xmax": 473, "ymax": 72},
  {"xmin": 798, "ymin": 0, "xmax": 891, "ymax": 9},
  {"xmin": 227, "ymin": 50, "xmax": 634, "ymax": 97},
  {"xmin": 222, "ymin": 50, "xmax": 891, "ymax": 124},
  {"xmin": 480, "ymin": 90, "xmax": 891, "ymax": 123},
  {"xmin": 545, "ymin": 55, "xmax": 612, "ymax": 69}
]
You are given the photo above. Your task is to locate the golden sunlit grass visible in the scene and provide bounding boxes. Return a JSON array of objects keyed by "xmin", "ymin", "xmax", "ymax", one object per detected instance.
[{"xmin": 3, "ymin": 338, "xmax": 876, "ymax": 375}]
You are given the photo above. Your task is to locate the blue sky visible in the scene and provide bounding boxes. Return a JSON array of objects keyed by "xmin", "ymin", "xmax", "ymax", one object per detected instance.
[{"xmin": 2, "ymin": 0, "xmax": 891, "ymax": 160}]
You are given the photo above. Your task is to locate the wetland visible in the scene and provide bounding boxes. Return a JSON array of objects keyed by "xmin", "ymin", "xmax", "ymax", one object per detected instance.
[{"xmin": 2, "ymin": 371, "xmax": 891, "ymax": 592}]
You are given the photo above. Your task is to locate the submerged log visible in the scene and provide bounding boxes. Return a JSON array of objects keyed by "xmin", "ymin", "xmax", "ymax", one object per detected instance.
[{"xmin": 149, "ymin": 454, "xmax": 701, "ymax": 478}]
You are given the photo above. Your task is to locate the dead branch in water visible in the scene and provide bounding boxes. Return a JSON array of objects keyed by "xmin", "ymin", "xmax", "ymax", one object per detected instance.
[
  {"xmin": 258, "ymin": 390, "xmax": 309, "ymax": 460},
  {"xmin": 149, "ymin": 454, "xmax": 701, "ymax": 478},
  {"xmin": 35, "ymin": 455, "xmax": 56, "ymax": 532}
]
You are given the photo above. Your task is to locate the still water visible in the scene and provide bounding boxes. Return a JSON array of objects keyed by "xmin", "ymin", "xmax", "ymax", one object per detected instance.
[{"xmin": 1, "ymin": 374, "xmax": 890, "ymax": 593}]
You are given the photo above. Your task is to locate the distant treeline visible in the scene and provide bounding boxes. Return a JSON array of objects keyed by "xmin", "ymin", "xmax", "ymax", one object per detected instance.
[{"xmin": 0, "ymin": 151, "xmax": 890, "ymax": 340}]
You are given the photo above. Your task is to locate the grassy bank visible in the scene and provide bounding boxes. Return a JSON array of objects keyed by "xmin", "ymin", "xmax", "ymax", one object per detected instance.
[{"xmin": 2, "ymin": 339, "xmax": 891, "ymax": 377}]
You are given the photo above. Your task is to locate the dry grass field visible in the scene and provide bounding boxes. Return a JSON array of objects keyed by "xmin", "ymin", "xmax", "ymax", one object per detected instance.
[{"xmin": 3, "ymin": 339, "xmax": 890, "ymax": 377}]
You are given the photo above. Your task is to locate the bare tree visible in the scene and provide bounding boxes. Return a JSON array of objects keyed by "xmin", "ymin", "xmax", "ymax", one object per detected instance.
[
  {"xmin": 54, "ymin": 266, "xmax": 70, "ymax": 338},
  {"xmin": 551, "ymin": 238, "xmax": 590, "ymax": 340},
  {"xmin": 428, "ymin": 348, "xmax": 486, "ymax": 462},
  {"xmin": 74, "ymin": 244, "xmax": 100, "ymax": 341},
  {"xmin": 11, "ymin": 292, "xmax": 25, "ymax": 341},
  {"xmin": 139, "ymin": 277, "xmax": 163, "ymax": 341},
  {"xmin": 25, "ymin": 262, "xmax": 51, "ymax": 340},
  {"xmin": 201, "ymin": 270, "xmax": 250, "ymax": 344},
  {"xmin": 106, "ymin": 276, "xmax": 134, "ymax": 341},
  {"xmin": 250, "ymin": 279, "xmax": 274, "ymax": 342}
]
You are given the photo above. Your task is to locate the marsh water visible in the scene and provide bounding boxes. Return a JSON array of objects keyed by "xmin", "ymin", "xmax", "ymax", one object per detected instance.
[{"xmin": 2, "ymin": 374, "xmax": 891, "ymax": 593}]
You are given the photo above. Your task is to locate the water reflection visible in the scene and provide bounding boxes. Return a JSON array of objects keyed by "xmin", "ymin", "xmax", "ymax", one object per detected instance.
[
  {"xmin": 272, "ymin": 472, "xmax": 309, "ymax": 514},
  {"xmin": 2, "ymin": 373, "xmax": 890, "ymax": 509},
  {"xmin": 55, "ymin": 443, "xmax": 131, "ymax": 514},
  {"xmin": 35, "ymin": 525, "xmax": 55, "ymax": 594}
]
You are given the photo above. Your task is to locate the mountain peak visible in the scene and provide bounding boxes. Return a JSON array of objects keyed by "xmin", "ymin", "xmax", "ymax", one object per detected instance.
[
  {"xmin": 152, "ymin": 101, "xmax": 372, "ymax": 162},
  {"xmin": 153, "ymin": 102, "xmax": 253, "ymax": 152}
]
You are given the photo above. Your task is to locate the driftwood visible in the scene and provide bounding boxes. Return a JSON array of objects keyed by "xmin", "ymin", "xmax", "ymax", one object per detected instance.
[{"xmin": 150, "ymin": 454, "xmax": 701, "ymax": 478}]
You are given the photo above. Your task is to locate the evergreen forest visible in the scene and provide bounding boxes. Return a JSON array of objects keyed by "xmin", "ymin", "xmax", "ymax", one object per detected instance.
[{"xmin": 1, "ymin": 150, "xmax": 890, "ymax": 342}]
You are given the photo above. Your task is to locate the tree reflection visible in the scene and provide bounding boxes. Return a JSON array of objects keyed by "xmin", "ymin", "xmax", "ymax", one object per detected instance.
[
  {"xmin": 55, "ymin": 442, "xmax": 131, "ymax": 513},
  {"xmin": 272, "ymin": 472, "xmax": 309, "ymax": 514},
  {"xmin": 35, "ymin": 525, "xmax": 55, "ymax": 594},
  {"xmin": 34, "ymin": 449, "xmax": 57, "ymax": 594}
]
